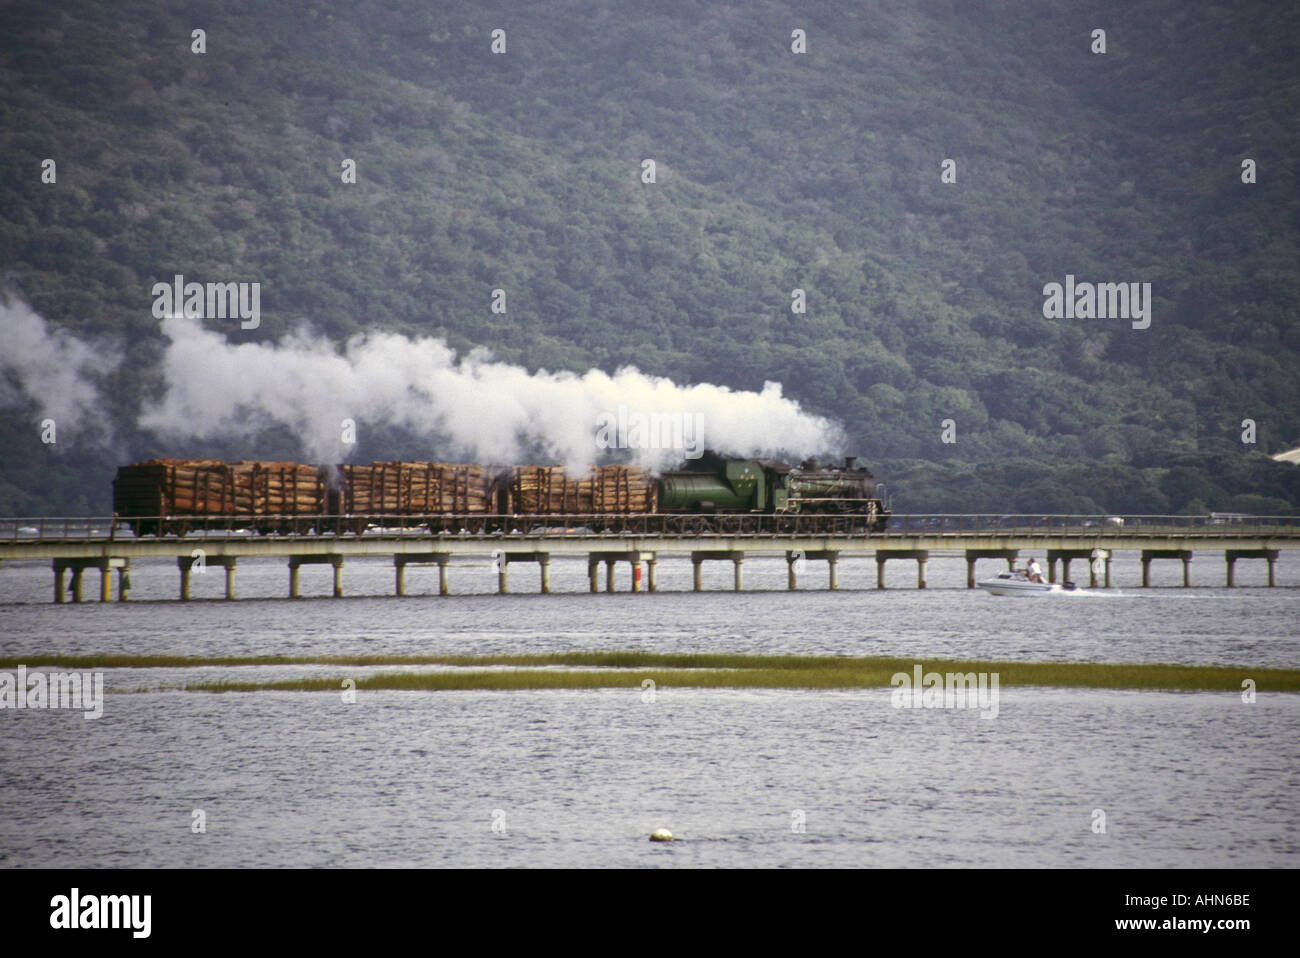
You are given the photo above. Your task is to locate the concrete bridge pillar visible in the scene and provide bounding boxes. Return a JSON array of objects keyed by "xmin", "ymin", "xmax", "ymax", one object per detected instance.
[
  {"xmin": 788, "ymin": 550, "xmax": 840, "ymax": 590},
  {"xmin": 55, "ymin": 557, "xmax": 126, "ymax": 603},
  {"xmin": 177, "ymin": 558, "xmax": 191, "ymax": 601},
  {"xmin": 495, "ymin": 552, "xmax": 550, "ymax": 594},
  {"xmin": 689, "ymin": 551, "xmax": 743, "ymax": 592},
  {"xmin": 588, "ymin": 552, "xmax": 654, "ymax": 595},
  {"xmin": 395, "ymin": 553, "xmax": 453, "ymax": 597},
  {"xmin": 965, "ymin": 550, "xmax": 1019, "ymax": 589},
  {"xmin": 1141, "ymin": 550, "xmax": 1193, "ymax": 587},
  {"xmin": 1046, "ymin": 550, "xmax": 1096, "ymax": 587},
  {"xmin": 1078, "ymin": 550, "xmax": 1112, "ymax": 589},
  {"xmin": 876, "ymin": 551, "xmax": 928, "ymax": 589},
  {"xmin": 1226, "ymin": 549, "xmax": 1280, "ymax": 587},
  {"xmin": 289, "ymin": 554, "xmax": 342, "ymax": 598}
]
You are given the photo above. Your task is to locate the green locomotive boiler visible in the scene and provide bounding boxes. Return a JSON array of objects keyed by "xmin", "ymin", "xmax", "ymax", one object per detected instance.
[{"xmin": 657, "ymin": 452, "xmax": 889, "ymax": 531}]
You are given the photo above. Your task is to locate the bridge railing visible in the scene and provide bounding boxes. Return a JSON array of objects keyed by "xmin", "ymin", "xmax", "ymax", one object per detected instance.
[
  {"xmin": 880, "ymin": 514, "xmax": 1300, "ymax": 535},
  {"xmin": 0, "ymin": 514, "xmax": 1298, "ymax": 543}
]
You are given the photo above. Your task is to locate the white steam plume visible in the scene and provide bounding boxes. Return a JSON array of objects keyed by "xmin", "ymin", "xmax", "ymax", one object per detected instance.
[
  {"xmin": 0, "ymin": 297, "xmax": 120, "ymax": 435},
  {"xmin": 139, "ymin": 315, "xmax": 843, "ymax": 467}
]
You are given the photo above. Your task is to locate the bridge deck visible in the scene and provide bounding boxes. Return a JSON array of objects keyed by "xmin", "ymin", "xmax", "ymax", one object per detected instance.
[{"xmin": 1, "ymin": 515, "xmax": 1295, "ymax": 599}]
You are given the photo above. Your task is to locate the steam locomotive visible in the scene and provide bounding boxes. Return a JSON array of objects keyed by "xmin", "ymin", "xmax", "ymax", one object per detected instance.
[
  {"xmin": 112, "ymin": 452, "xmax": 889, "ymax": 535},
  {"xmin": 660, "ymin": 453, "xmax": 887, "ymax": 525}
]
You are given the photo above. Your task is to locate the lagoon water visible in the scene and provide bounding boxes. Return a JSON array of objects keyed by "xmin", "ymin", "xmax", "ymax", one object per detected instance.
[{"xmin": 1, "ymin": 552, "xmax": 1297, "ymax": 867}]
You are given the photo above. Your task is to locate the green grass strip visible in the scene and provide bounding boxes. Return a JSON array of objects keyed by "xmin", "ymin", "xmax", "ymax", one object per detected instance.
[{"xmin": 4, "ymin": 652, "xmax": 1295, "ymax": 692}]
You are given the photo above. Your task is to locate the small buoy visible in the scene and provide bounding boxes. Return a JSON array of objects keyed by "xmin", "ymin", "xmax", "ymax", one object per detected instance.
[{"xmin": 649, "ymin": 828, "xmax": 674, "ymax": 842}]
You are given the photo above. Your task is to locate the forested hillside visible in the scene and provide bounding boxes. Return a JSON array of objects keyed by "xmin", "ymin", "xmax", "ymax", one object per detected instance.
[{"xmin": 1, "ymin": 0, "xmax": 1297, "ymax": 513}]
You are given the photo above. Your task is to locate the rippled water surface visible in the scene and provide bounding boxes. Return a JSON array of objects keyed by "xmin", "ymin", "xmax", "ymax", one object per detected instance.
[{"xmin": 1, "ymin": 553, "xmax": 1297, "ymax": 867}]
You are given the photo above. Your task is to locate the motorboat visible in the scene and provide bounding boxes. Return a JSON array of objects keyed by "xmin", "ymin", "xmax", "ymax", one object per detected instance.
[{"xmin": 977, "ymin": 570, "xmax": 1077, "ymax": 596}]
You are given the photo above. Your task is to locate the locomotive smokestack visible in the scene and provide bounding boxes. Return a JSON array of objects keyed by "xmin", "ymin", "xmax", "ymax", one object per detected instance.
[{"xmin": 845, "ymin": 456, "xmax": 858, "ymax": 471}]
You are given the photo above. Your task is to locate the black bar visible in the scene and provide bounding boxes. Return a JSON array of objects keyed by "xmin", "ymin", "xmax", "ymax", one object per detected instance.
[{"xmin": 0, "ymin": 867, "xmax": 1286, "ymax": 945}]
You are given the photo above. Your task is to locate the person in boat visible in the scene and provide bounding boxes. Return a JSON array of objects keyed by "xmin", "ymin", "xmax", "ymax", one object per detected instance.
[{"xmin": 1026, "ymin": 557, "xmax": 1043, "ymax": 583}]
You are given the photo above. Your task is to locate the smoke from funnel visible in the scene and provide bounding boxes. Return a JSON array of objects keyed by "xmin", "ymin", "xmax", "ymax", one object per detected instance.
[{"xmin": 139, "ymin": 315, "xmax": 843, "ymax": 467}]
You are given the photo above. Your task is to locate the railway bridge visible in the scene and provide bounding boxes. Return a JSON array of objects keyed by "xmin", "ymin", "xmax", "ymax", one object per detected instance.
[{"xmin": 1, "ymin": 514, "xmax": 1297, "ymax": 602}]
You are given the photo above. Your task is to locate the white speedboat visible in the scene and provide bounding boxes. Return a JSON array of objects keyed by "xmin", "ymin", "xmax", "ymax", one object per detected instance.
[{"xmin": 977, "ymin": 571, "xmax": 1077, "ymax": 596}]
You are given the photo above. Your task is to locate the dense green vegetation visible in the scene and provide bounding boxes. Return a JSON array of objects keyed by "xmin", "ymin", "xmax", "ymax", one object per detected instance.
[{"xmin": 1, "ymin": 0, "xmax": 1297, "ymax": 513}]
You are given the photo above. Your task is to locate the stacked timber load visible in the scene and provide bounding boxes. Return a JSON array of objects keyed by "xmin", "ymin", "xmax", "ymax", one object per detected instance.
[
  {"xmin": 112, "ymin": 459, "xmax": 325, "ymax": 518},
  {"xmin": 590, "ymin": 464, "xmax": 657, "ymax": 513},
  {"xmin": 509, "ymin": 464, "xmax": 656, "ymax": 514},
  {"xmin": 511, "ymin": 466, "xmax": 576, "ymax": 513},
  {"xmin": 113, "ymin": 459, "xmax": 238, "ymax": 517},
  {"xmin": 236, "ymin": 461, "xmax": 326, "ymax": 516},
  {"xmin": 334, "ymin": 462, "xmax": 491, "ymax": 514}
]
